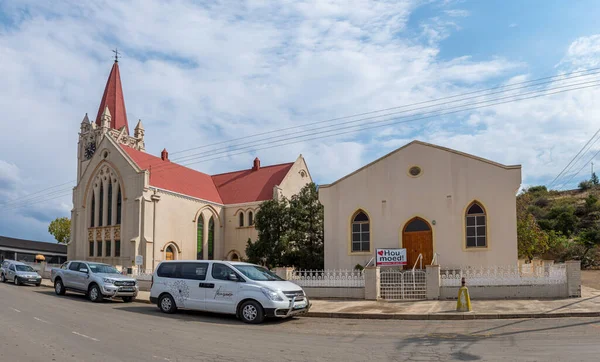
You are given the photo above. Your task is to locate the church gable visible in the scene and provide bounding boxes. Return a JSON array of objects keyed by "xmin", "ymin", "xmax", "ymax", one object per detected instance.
[{"xmin": 321, "ymin": 140, "xmax": 521, "ymax": 188}]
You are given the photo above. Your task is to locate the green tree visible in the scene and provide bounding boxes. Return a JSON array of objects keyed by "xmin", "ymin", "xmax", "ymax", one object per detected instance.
[
  {"xmin": 48, "ymin": 217, "xmax": 71, "ymax": 244},
  {"xmin": 285, "ymin": 183, "xmax": 324, "ymax": 270},
  {"xmin": 245, "ymin": 198, "xmax": 290, "ymax": 268},
  {"xmin": 577, "ymin": 228, "xmax": 600, "ymax": 267},
  {"xmin": 517, "ymin": 194, "xmax": 549, "ymax": 261},
  {"xmin": 592, "ymin": 172, "xmax": 599, "ymax": 186}
]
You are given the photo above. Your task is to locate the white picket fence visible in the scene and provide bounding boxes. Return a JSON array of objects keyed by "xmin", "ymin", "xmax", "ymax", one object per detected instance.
[
  {"xmin": 287, "ymin": 269, "xmax": 365, "ymax": 287},
  {"xmin": 440, "ymin": 264, "xmax": 567, "ymax": 287}
]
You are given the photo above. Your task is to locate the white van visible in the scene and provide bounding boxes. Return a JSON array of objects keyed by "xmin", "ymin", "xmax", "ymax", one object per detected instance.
[{"xmin": 149, "ymin": 260, "xmax": 310, "ymax": 324}]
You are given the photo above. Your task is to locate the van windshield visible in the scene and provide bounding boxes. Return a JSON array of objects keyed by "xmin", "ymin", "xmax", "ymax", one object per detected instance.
[{"xmin": 233, "ymin": 265, "xmax": 283, "ymax": 281}]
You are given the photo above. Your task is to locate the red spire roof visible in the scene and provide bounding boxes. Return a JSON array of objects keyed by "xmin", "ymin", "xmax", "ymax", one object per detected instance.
[{"xmin": 96, "ymin": 61, "xmax": 129, "ymax": 134}]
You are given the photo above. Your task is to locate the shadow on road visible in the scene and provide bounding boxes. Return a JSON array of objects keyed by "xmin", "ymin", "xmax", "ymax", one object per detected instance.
[
  {"xmin": 115, "ymin": 304, "xmax": 300, "ymax": 327},
  {"xmin": 396, "ymin": 318, "xmax": 600, "ymax": 361},
  {"xmin": 32, "ymin": 288, "xmax": 132, "ymax": 304}
]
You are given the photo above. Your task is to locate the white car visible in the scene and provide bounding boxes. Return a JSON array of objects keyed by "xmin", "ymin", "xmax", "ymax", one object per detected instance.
[{"xmin": 150, "ymin": 260, "xmax": 310, "ymax": 324}]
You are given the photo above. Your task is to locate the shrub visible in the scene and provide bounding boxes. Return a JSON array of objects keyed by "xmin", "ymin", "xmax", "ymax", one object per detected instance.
[{"xmin": 579, "ymin": 180, "xmax": 593, "ymax": 191}]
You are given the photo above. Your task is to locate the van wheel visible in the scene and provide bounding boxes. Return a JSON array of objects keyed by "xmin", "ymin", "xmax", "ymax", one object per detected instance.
[
  {"xmin": 239, "ymin": 300, "xmax": 264, "ymax": 324},
  {"xmin": 159, "ymin": 294, "xmax": 177, "ymax": 314},
  {"xmin": 89, "ymin": 284, "xmax": 103, "ymax": 303},
  {"xmin": 54, "ymin": 279, "xmax": 66, "ymax": 295},
  {"xmin": 122, "ymin": 296, "xmax": 133, "ymax": 303}
]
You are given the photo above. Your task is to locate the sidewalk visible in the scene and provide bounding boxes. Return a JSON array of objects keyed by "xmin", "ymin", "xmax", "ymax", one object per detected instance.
[{"xmin": 40, "ymin": 279, "xmax": 600, "ymax": 320}]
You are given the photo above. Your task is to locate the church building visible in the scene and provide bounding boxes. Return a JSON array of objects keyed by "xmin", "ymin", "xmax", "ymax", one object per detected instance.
[
  {"xmin": 69, "ymin": 60, "xmax": 312, "ymax": 272},
  {"xmin": 319, "ymin": 141, "xmax": 522, "ymax": 270}
]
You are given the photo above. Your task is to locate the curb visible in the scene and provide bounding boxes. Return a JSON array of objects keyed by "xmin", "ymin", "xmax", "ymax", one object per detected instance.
[
  {"xmin": 40, "ymin": 281, "xmax": 600, "ymax": 319},
  {"xmin": 304, "ymin": 311, "xmax": 600, "ymax": 320}
]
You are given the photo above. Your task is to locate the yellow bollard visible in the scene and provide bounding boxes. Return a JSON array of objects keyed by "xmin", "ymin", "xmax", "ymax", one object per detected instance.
[{"xmin": 456, "ymin": 277, "xmax": 472, "ymax": 312}]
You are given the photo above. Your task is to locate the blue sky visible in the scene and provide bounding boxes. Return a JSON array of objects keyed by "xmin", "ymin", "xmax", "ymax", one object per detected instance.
[{"xmin": 1, "ymin": 0, "xmax": 600, "ymax": 243}]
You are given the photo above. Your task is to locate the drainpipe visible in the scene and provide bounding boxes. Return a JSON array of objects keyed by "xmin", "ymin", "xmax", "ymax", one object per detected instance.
[{"xmin": 150, "ymin": 190, "xmax": 161, "ymax": 271}]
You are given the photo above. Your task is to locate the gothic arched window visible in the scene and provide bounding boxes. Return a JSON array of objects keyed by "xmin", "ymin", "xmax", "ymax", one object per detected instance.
[
  {"xmin": 466, "ymin": 202, "xmax": 487, "ymax": 248},
  {"xmin": 239, "ymin": 212, "xmax": 244, "ymax": 227},
  {"xmin": 197, "ymin": 215, "xmax": 204, "ymax": 260},
  {"xmin": 99, "ymin": 183, "xmax": 104, "ymax": 227},
  {"xmin": 116, "ymin": 185, "xmax": 122, "ymax": 224},
  {"xmin": 248, "ymin": 211, "xmax": 254, "ymax": 226},
  {"xmin": 107, "ymin": 182, "xmax": 113, "ymax": 226},
  {"xmin": 90, "ymin": 193, "xmax": 95, "ymax": 227},
  {"xmin": 208, "ymin": 217, "xmax": 215, "ymax": 260},
  {"xmin": 351, "ymin": 210, "xmax": 370, "ymax": 252}
]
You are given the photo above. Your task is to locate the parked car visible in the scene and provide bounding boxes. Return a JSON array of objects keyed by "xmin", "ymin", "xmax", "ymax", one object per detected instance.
[
  {"xmin": 0, "ymin": 260, "xmax": 42, "ymax": 286},
  {"xmin": 50, "ymin": 260, "xmax": 138, "ymax": 303},
  {"xmin": 150, "ymin": 260, "xmax": 310, "ymax": 324}
]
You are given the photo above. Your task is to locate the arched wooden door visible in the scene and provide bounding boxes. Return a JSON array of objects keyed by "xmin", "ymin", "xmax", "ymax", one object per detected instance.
[
  {"xmin": 165, "ymin": 246, "xmax": 175, "ymax": 261},
  {"xmin": 402, "ymin": 217, "xmax": 433, "ymax": 269}
]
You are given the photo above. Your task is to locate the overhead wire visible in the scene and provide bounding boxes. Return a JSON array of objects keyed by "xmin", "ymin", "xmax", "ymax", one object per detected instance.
[
  {"xmin": 547, "ymin": 127, "xmax": 600, "ymax": 188},
  {"xmin": 5, "ymin": 70, "xmax": 600, "ymax": 210},
  {"xmin": 8, "ymin": 66, "xmax": 600, "ymax": 206}
]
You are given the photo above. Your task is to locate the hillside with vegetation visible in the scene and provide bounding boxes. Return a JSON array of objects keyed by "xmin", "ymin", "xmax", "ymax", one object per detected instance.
[{"xmin": 518, "ymin": 175, "xmax": 600, "ymax": 269}]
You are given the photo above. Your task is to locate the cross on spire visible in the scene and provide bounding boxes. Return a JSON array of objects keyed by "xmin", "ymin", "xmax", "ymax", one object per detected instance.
[{"xmin": 112, "ymin": 48, "xmax": 120, "ymax": 62}]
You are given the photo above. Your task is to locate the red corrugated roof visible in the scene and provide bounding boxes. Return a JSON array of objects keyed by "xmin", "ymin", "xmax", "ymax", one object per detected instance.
[
  {"xmin": 96, "ymin": 61, "xmax": 129, "ymax": 134},
  {"xmin": 121, "ymin": 145, "xmax": 293, "ymax": 205},
  {"xmin": 121, "ymin": 145, "xmax": 223, "ymax": 204},
  {"xmin": 212, "ymin": 162, "xmax": 294, "ymax": 204}
]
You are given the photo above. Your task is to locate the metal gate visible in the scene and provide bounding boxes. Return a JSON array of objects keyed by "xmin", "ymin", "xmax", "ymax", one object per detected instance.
[{"xmin": 379, "ymin": 269, "xmax": 427, "ymax": 300}]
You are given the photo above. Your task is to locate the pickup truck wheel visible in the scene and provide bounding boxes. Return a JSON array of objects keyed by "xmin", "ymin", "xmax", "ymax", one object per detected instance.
[
  {"xmin": 122, "ymin": 296, "xmax": 133, "ymax": 303},
  {"xmin": 158, "ymin": 294, "xmax": 177, "ymax": 314},
  {"xmin": 54, "ymin": 279, "xmax": 66, "ymax": 295},
  {"xmin": 89, "ymin": 284, "xmax": 103, "ymax": 303},
  {"xmin": 240, "ymin": 300, "xmax": 265, "ymax": 324}
]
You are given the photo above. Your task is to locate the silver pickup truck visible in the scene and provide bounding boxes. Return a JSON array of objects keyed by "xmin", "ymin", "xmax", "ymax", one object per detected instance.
[{"xmin": 51, "ymin": 260, "xmax": 138, "ymax": 303}]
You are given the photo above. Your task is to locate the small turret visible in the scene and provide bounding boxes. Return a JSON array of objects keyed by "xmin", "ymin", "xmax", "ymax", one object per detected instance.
[
  {"xmin": 134, "ymin": 119, "xmax": 145, "ymax": 139},
  {"xmin": 161, "ymin": 148, "xmax": 169, "ymax": 161},
  {"xmin": 253, "ymin": 157, "xmax": 260, "ymax": 171},
  {"xmin": 80, "ymin": 113, "xmax": 91, "ymax": 133},
  {"xmin": 100, "ymin": 106, "xmax": 112, "ymax": 130}
]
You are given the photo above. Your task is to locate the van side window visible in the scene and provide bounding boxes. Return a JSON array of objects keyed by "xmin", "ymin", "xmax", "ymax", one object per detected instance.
[
  {"xmin": 68, "ymin": 262, "xmax": 80, "ymax": 271},
  {"xmin": 180, "ymin": 263, "xmax": 208, "ymax": 281},
  {"xmin": 211, "ymin": 263, "xmax": 238, "ymax": 281},
  {"xmin": 157, "ymin": 263, "xmax": 178, "ymax": 278}
]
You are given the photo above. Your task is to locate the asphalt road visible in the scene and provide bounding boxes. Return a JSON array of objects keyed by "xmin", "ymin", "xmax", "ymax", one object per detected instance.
[{"xmin": 1, "ymin": 282, "xmax": 600, "ymax": 362}]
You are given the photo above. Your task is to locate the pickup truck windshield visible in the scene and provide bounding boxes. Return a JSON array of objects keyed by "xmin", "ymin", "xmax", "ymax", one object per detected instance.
[
  {"xmin": 16, "ymin": 265, "xmax": 35, "ymax": 272},
  {"xmin": 234, "ymin": 265, "xmax": 283, "ymax": 281},
  {"xmin": 88, "ymin": 263, "xmax": 120, "ymax": 274}
]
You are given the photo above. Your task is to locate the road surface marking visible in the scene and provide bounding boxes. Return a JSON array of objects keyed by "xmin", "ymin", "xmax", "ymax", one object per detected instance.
[
  {"xmin": 153, "ymin": 357, "xmax": 172, "ymax": 361},
  {"xmin": 34, "ymin": 317, "xmax": 50, "ymax": 324},
  {"xmin": 72, "ymin": 331, "xmax": 99, "ymax": 342},
  {"xmin": 11, "ymin": 308, "xmax": 21, "ymax": 313}
]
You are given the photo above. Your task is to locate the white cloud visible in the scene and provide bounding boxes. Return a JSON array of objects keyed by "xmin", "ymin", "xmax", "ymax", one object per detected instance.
[
  {"xmin": 561, "ymin": 34, "xmax": 600, "ymax": 68},
  {"xmin": 0, "ymin": 1, "xmax": 596, "ymax": 241},
  {"xmin": 445, "ymin": 9, "xmax": 470, "ymax": 17}
]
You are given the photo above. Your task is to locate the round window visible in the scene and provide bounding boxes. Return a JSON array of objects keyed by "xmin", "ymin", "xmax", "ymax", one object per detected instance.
[{"xmin": 409, "ymin": 166, "xmax": 422, "ymax": 177}]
